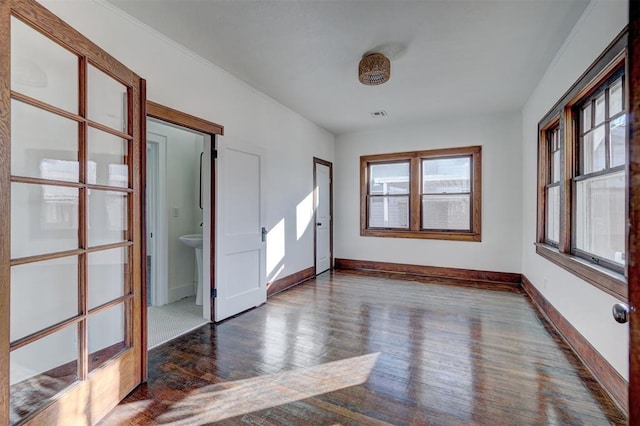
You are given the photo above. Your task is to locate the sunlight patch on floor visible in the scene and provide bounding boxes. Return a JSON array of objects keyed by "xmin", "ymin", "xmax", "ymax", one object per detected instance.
[{"xmin": 156, "ymin": 352, "xmax": 380, "ymax": 424}]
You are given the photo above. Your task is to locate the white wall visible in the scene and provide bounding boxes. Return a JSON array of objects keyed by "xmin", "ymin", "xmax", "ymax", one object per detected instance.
[
  {"xmin": 335, "ymin": 112, "xmax": 523, "ymax": 273},
  {"xmin": 38, "ymin": 0, "xmax": 335, "ymax": 282},
  {"xmin": 521, "ymin": 0, "xmax": 629, "ymax": 379},
  {"xmin": 148, "ymin": 120, "xmax": 203, "ymax": 302}
]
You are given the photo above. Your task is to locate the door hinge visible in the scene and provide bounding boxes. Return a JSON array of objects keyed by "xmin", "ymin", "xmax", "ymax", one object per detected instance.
[
  {"xmin": 213, "ymin": 149, "xmax": 218, "ymax": 159},
  {"xmin": 211, "ymin": 288, "xmax": 217, "ymax": 298}
]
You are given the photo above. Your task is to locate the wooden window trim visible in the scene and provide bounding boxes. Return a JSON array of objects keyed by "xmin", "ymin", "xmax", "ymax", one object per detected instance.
[
  {"xmin": 536, "ymin": 31, "xmax": 628, "ymax": 301},
  {"xmin": 360, "ymin": 146, "xmax": 481, "ymax": 242}
]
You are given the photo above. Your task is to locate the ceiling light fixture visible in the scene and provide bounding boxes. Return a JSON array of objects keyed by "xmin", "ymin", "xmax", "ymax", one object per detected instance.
[{"xmin": 358, "ymin": 53, "xmax": 390, "ymax": 86}]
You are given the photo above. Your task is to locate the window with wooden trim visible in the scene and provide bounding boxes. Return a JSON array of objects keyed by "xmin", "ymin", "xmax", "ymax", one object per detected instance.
[
  {"xmin": 536, "ymin": 34, "xmax": 627, "ymax": 300},
  {"xmin": 360, "ymin": 146, "xmax": 481, "ymax": 241}
]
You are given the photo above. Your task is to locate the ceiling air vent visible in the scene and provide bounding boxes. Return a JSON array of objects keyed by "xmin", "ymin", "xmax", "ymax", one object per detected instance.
[{"xmin": 370, "ymin": 110, "xmax": 388, "ymax": 118}]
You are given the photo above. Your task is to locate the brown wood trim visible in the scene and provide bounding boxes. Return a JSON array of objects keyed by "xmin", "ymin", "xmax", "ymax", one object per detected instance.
[
  {"xmin": 335, "ymin": 258, "xmax": 521, "ymax": 285},
  {"xmin": 87, "ymin": 120, "xmax": 133, "ymax": 141},
  {"xmin": 140, "ymin": 79, "xmax": 148, "ymax": 382},
  {"xmin": 628, "ymin": 1, "xmax": 640, "ymax": 421},
  {"xmin": 87, "ymin": 294, "xmax": 134, "ymax": 316},
  {"xmin": 536, "ymin": 244, "xmax": 627, "ymax": 301},
  {"xmin": 360, "ymin": 228, "xmax": 482, "ymax": 241},
  {"xmin": 521, "ymin": 275, "xmax": 628, "ymax": 416},
  {"xmin": 10, "ymin": 248, "xmax": 84, "ymax": 266},
  {"xmin": 147, "ymin": 101, "xmax": 223, "ymax": 136},
  {"xmin": 266, "ymin": 266, "xmax": 316, "ymax": 297},
  {"xmin": 0, "ymin": 1, "xmax": 10, "ymax": 422},
  {"xmin": 313, "ymin": 157, "xmax": 333, "ymax": 274},
  {"xmin": 11, "ymin": 91, "xmax": 84, "ymax": 122},
  {"xmin": 10, "ymin": 315, "xmax": 82, "ymax": 351}
]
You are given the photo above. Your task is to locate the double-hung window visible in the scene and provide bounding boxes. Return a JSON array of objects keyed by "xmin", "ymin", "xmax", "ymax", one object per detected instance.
[
  {"xmin": 361, "ymin": 146, "xmax": 481, "ymax": 241},
  {"xmin": 536, "ymin": 34, "xmax": 627, "ymax": 299}
]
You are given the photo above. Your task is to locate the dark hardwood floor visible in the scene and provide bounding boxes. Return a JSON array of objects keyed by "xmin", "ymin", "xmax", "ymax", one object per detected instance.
[{"xmin": 100, "ymin": 270, "xmax": 626, "ymax": 425}]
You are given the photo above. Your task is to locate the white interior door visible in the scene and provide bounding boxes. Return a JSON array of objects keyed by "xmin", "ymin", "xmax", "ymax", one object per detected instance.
[
  {"xmin": 315, "ymin": 161, "xmax": 332, "ymax": 275},
  {"xmin": 215, "ymin": 137, "xmax": 266, "ymax": 321}
]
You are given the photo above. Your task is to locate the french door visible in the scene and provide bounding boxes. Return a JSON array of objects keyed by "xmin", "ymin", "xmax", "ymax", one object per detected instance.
[{"xmin": 0, "ymin": 0, "xmax": 145, "ymax": 424}]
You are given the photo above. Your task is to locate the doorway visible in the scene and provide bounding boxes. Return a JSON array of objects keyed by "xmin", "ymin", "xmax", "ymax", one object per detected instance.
[
  {"xmin": 314, "ymin": 158, "xmax": 333, "ymax": 275},
  {"xmin": 145, "ymin": 118, "xmax": 210, "ymax": 349}
]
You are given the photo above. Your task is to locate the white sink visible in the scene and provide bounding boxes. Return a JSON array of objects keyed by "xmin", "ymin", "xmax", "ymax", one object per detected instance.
[
  {"xmin": 179, "ymin": 234, "xmax": 204, "ymax": 305},
  {"xmin": 179, "ymin": 234, "xmax": 203, "ymax": 249}
]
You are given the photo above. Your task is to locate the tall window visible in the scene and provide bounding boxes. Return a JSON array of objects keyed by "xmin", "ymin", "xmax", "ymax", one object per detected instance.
[
  {"xmin": 536, "ymin": 36, "xmax": 626, "ymax": 300},
  {"xmin": 574, "ymin": 70, "xmax": 626, "ymax": 272},
  {"xmin": 361, "ymin": 146, "xmax": 481, "ymax": 241}
]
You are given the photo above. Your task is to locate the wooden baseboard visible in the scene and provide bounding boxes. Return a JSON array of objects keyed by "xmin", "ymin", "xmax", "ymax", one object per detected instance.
[
  {"xmin": 334, "ymin": 258, "xmax": 521, "ymax": 284},
  {"xmin": 267, "ymin": 266, "xmax": 316, "ymax": 297},
  {"xmin": 522, "ymin": 275, "xmax": 628, "ymax": 416}
]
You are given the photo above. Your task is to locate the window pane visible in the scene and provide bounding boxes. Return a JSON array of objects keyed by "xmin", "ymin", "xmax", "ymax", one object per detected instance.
[
  {"xmin": 582, "ymin": 104, "xmax": 592, "ymax": 132},
  {"xmin": 88, "ymin": 247, "xmax": 129, "ymax": 310},
  {"xmin": 11, "ymin": 17, "xmax": 78, "ymax": 113},
  {"xmin": 11, "ymin": 182, "xmax": 78, "ymax": 259},
  {"xmin": 88, "ymin": 303, "xmax": 127, "ymax": 372},
  {"xmin": 11, "ymin": 100, "xmax": 79, "ymax": 181},
  {"xmin": 575, "ymin": 171, "xmax": 625, "ymax": 265},
  {"xmin": 422, "ymin": 194, "xmax": 470, "ymax": 230},
  {"xmin": 88, "ymin": 127, "xmax": 129, "ymax": 188},
  {"xmin": 88, "ymin": 64, "xmax": 128, "ymax": 133},
  {"xmin": 10, "ymin": 325, "xmax": 78, "ymax": 425},
  {"xmin": 610, "ymin": 115, "xmax": 626, "ymax": 168},
  {"xmin": 368, "ymin": 196, "xmax": 409, "ymax": 228},
  {"xmin": 369, "ymin": 162, "xmax": 409, "ymax": 195},
  {"xmin": 11, "ymin": 256, "xmax": 78, "ymax": 342},
  {"xmin": 422, "ymin": 157, "xmax": 470, "ymax": 193},
  {"xmin": 546, "ymin": 186, "xmax": 560, "ymax": 243},
  {"xmin": 609, "ymin": 78, "xmax": 623, "ymax": 116},
  {"xmin": 594, "ymin": 93, "xmax": 605, "ymax": 126},
  {"xmin": 88, "ymin": 190, "xmax": 128, "ymax": 247},
  {"xmin": 582, "ymin": 125, "xmax": 605, "ymax": 174},
  {"xmin": 551, "ymin": 150, "xmax": 560, "ymax": 183}
]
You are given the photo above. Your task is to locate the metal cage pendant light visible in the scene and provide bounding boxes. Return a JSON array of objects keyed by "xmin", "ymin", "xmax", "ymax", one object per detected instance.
[{"xmin": 358, "ymin": 53, "xmax": 391, "ymax": 86}]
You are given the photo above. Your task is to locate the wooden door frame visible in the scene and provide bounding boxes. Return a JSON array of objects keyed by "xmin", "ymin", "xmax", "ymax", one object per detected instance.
[
  {"xmin": 313, "ymin": 157, "xmax": 333, "ymax": 275},
  {"xmin": 629, "ymin": 1, "xmax": 639, "ymax": 421},
  {"xmin": 144, "ymin": 101, "xmax": 223, "ymax": 378}
]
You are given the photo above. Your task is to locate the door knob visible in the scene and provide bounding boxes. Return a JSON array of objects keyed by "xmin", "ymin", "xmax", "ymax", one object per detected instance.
[{"xmin": 612, "ymin": 302, "xmax": 634, "ymax": 324}]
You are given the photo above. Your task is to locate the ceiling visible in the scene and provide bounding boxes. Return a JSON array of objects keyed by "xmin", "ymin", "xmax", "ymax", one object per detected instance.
[{"xmin": 106, "ymin": 0, "xmax": 590, "ymax": 135}]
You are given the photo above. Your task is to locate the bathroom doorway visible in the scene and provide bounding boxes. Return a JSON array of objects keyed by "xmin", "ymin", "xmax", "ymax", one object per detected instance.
[{"xmin": 145, "ymin": 117, "xmax": 212, "ymax": 349}]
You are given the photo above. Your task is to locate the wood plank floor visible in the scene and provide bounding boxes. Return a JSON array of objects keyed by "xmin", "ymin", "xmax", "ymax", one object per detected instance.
[{"xmin": 100, "ymin": 270, "xmax": 626, "ymax": 425}]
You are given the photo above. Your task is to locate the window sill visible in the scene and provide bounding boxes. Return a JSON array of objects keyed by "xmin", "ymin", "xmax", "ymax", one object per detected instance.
[
  {"xmin": 361, "ymin": 228, "xmax": 481, "ymax": 242},
  {"xmin": 535, "ymin": 243, "xmax": 627, "ymax": 301}
]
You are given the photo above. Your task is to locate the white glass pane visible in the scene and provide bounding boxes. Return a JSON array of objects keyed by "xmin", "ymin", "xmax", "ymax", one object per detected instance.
[
  {"xmin": 575, "ymin": 171, "xmax": 625, "ymax": 265},
  {"xmin": 582, "ymin": 125, "xmax": 605, "ymax": 174},
  {"xmin": 88, "ymin": 127, "xmax": 129, "ymax": 187},
  {"xmin": 594, "ymin": 93, "xmax": 605, "ymax": 126},
  {"xmin": 11, "ymin": 256, "xmax": 78, "ymax": 342},
  {"xmin": 88, "ymin": 247, "xmax": 128, "ymax": 310},
  {"xmin": 11, "ymin": 100, "xmax": 78, "ymax": 180},
  {"xmin": 11, "ymin": 17, "xmax": 78, "ymax": 113},
  {"xmin": 609, "ymin": 78, "xmax": 623, "ymax": 116},
  {"xmin": 422, "ymin": 194, "xmax": 470, "ymax": 230},
  {"xmin": 546, "ymin": 186, "xmax": 560, "ymax": 243},
  {"xmin": 582, "ymin": 104, "xmax": 591, "ymax": 132},
  {"xmin": 610, "ymin": 115, "xmax": 626, "ymax": 168},
  {"xmin": 423, "ymin": 157, "xmax": 470, "ymax": 193},
  {"xmin": 369, "ymin": 162, "xmax": 409, "ymax": 195},
  {"xmin": 88, "ymin": 190, "xmax": 128, "ymax": 247},
  {"xmin": 368, "ymin": 196, "xmax": 409, "ymax": 228},
  {"xmin": 11, "ymin": 183, "xmax": 78, "ymax": 259},
  {"xmin": 88, "ymin": 64, "xmax": 128, "ymax": 132},
  {"xmin": 10, "ymin": 325, "xmax": 78, "ymax": 425},
  {"xmin": 551, "ymin": 150, "xmax": 560, "ymax": 183},
  {"xmin": 88, "ymin": 303, "xmax": 127, "ymax": 372}
]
